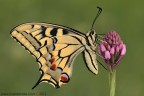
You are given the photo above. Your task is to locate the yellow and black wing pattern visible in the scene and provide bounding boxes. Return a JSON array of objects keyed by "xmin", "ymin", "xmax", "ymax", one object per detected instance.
[{"xmin": 10, "ymin": 23, "xmax": 86, "ymax": 88}]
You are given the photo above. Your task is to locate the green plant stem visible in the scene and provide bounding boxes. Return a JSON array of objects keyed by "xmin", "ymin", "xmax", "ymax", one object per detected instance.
[{"xmin": 109, "ymin": 69, "xmax": 116, "ymax": 96}]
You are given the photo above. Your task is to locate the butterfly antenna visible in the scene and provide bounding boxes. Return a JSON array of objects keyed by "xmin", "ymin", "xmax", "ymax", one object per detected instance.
[{"xmin": 91, "ymin": 7, "xmax": 102, "ymax": 30}]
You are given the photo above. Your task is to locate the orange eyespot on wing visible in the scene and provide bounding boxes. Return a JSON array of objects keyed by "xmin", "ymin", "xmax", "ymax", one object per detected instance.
[
  {"xmin": 60, "ymin": 73, "xmax": 70, "ymax": 83},
  {"xmin": 50, "ymin": 64, "xmax": 57, "ymax": 71}
]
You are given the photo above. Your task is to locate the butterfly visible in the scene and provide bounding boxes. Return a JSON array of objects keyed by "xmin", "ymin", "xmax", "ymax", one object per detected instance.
[{"xmin": 10, "ymin": 7, "xmax": 102, "ymax": 89}]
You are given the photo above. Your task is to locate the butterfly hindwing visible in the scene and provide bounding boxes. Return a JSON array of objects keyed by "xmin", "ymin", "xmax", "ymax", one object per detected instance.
[
  {"xmin": 83, "ymin": 50, "xmax": 98, "ymax": 74},
  {"xmin": 10, "ymin": 23, "xmax": 86, "ymax": 88}
]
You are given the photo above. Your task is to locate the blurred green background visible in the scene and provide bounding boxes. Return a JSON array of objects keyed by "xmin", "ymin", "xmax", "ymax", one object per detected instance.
[{"xmin": 0, "ymin": 0, "xmax": 144, "ymax": 96}]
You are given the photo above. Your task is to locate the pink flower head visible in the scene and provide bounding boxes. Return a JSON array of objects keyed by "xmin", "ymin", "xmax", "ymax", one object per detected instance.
[{"xmin": 98, "ymin": 31, "xmax": 126, "ymax": 69}]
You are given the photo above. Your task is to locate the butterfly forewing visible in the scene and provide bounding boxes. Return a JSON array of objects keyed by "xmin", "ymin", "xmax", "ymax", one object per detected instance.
[{"xmin": 10, "ymin": 23, "xmax": 86, "ymax": 88}]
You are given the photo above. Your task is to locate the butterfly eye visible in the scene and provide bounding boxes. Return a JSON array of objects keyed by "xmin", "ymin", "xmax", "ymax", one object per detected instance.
[{"xmin": 90, "ymin": 29, "xmax": 95, "ymax": 35}]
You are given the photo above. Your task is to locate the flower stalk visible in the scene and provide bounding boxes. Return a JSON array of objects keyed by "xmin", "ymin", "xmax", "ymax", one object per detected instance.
[{"xmin": 109, "ymin": 69, "xmax": 116, "ymax": 96}]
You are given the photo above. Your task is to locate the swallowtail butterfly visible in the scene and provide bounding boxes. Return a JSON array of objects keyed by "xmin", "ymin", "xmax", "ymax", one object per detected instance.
[{"xmin": 10, "ymin": 7, "xmax": 102, "ymax": 89}]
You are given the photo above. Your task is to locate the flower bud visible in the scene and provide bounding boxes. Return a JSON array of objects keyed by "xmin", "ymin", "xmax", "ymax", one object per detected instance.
[
  {"xmin": 105, "ymin": 51, "xmax": 111, "ymax": 60},
  {"xmin": 100, "ymin": 43, "xmax": 106, "ymax": 52},
  {"xmin": 110, "ymin": 47, "xmax": 115, "ymax": 55},
  {"xmin": 121, "ymin": 44, "xmax": 126, "ymax": 55},
  {"xmin": 98, "ymin": 31, "xmax": 126, "ymax": 69}
]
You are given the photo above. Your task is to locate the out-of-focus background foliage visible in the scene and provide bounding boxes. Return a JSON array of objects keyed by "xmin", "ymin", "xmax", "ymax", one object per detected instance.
[{"xmin": 0, "ymin": 0, "xmax": 144, "ymax": 96}]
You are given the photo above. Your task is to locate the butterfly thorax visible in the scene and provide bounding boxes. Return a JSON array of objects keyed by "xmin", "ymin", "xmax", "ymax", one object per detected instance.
[{"xmin": 85, "ymin": 29, "xmax": 97, "ymax": 50}]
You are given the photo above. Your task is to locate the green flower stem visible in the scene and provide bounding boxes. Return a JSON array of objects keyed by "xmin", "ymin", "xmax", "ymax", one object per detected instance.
[{"xmin": 109, "ymin": 69, "xmax": 116, "ymax": 96}]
